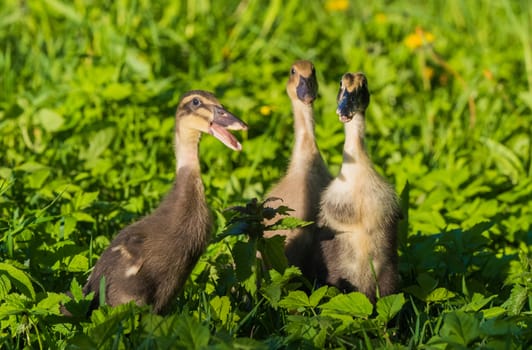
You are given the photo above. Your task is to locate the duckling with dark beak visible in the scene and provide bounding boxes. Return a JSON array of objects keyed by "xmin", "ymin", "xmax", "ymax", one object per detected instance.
[
  {"xmin": 264, "ymin": 60, "xmax": 332, "ymax": 276},
  {"xmin": 315, "ymin": 73, "xmax": 400, "ymax": 302}
]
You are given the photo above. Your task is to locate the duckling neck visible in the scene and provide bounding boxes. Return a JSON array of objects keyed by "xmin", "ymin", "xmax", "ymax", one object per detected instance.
[
  {"xmin": 340, "ymin": 113, "xmax": 369, "ymax": 173},
  {"xmin": 175, "ymin": 129, "xmax": 201, "ymax": 174},
  {"xmin": 151, "ymin": 127, "xmax": 204, "ymax": 227},
  {"xmin": 290, "ymin": 100, "xmax": 319, "ymax": 169}
]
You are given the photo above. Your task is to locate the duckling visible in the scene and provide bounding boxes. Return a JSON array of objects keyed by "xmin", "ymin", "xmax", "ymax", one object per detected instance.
[
  {"xmin": 81, "ymin": 91, "xmax": 247, "ymax": 314},
  {"xmin": 264, "ymin": 60, "xmax": 332, "ymax": 274},
  {"xmin": 315, "ymin": 73, "xmax": 400, "ymax": 301}
]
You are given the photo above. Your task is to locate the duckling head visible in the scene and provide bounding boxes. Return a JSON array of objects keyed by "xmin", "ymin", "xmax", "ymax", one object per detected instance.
[
  {"xmin": 177, "ymin": 90, "xmax": 247, "ymax": 151},
  {"xmin": 336, "ymin": 72, "xmax": 370, "ymax": 123},
  {"xmin": 287, "ymin": 60, "xmax": 318, "ymax": 105}
]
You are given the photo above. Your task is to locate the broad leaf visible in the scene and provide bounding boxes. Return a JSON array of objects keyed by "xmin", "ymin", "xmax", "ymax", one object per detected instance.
[
  {"xmin": 309, "ymin": 286, "xmax": 329, "ymax": 307},
  {"xmin": 259, "ymin": 234, "xmax": 288, "ymax": 273},
  {"xmin": 279, "ymin": 290, "xmax": 311, "ymax": 310},
  {"xmin": 319, "ymin": 292, "xmax": 373, "ymax": 318},
  {"xmin": 376, "ymin": 293, "xmax": 406, "ymax": 323},
  {"xmin": 0, "ymin": 262, "xmax": 35, "ymax": 300},
  {"xmin": 438, "ymin": 311, "xmax": 481, "ymax": 346},
  {"xmin": 426, "ymin": 288, "xmax": 457, "ymax": 303},
  {"xmin": 501, "ymin": 284, "xmax": 528, "ymax": 315}
]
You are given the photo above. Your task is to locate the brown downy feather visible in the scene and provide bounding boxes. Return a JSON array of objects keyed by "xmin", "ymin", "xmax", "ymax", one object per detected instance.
[
  {"xmin": 64, "ymin": 91, "xmax": 246, "ymax": 315},
  {"xmin": 313, "ymin": 73, "xmax": 400, "ymax": 302},
  {"xmin": 264, "ymin": 60, "xmax": 332, "ymax": 275}
]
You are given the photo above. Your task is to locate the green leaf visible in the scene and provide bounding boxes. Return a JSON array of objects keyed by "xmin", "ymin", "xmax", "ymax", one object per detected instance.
[
  {"xmin": 309, "ymin": 286, "xmax": 329, "ymax": 307},
  {"xmin": 426, "ymin": 288, "xmax": 457, "ymax": 303},
  {"xmin": 59, "ymin": 215, "xmax": 77, "ymax": 239},
  {"xmin": 0, "ymin": 293, "xmax": 31, "ymax": 318},
  {"xmin": 404, "ymin": 273, "xmax": 438, "ymax": 301},
  {"xmin": 16, "ymin": 161, "xmax": 47, "ymax": 172},
  {"xmin": 481, "ymin": 137, "xmax": 525, "ymax": 183},
  {"xmin": 482, "ymin": 307, "xmax": 506, "ymax": 319},
  {"xmin": 72, "ymin": 211, "xmax": 96, "ymax": 223},
  {"xmin": 279, "ymin": 290, "xmax": 311, "ymax": 310},
  {"xmin": 398, "ymin": 181, "xmax": 410, "ymax": 249},
  {"xmin": 174, "ymin": 314, "xmax": 211, "ymax": 350},
  {"xmin": 376, "ymin": 293, "xmax": 406, "ymax": 323},
  {"xmin": 262, "ymin": 267, "xmax": 302, "ymax": 307},
  {"xmin": 69, "ymin": 278, "xmax": 84, "ymax": 300},
  {"xmin": 87, "ymin": 303, "xmax": 141, "ymax": 347},
  {"xmin": 319, "ymin": 292, "xmax": 373, "ymax": 318},
  {"xmin": 0, "ymin": 274, "xmax": 12, "ymax": 299},
  {"xmin": 210, "ymin": 295, "xmax": 236, "ymax": 326},
  {"xmin": 25, "ymin": 168, "xmax": 50, "ymax": 189},
  {"xmin": 518, "ymin": 91, "xmax": 532, "ymax": 110},
  {"xmin": 438, "ymin": 311, "xmax": 481, "ymax": 346},
  {"xmin": 74, "ymin": 191, "xmax": 99, "ymax": 210},
  {"xmin": 125, "ymin": 49, "xmax": 152, "ymax": 79},
  {"xmin": 267, "ymin": 216, "xmax": 312, "ymax": 230},
  {"xmin": 223, "ymin": 221, "xmax": 251, "ymax": 236},
  {"xmin": 102, "ymin": 82, "xmax": 132, "ymax": 100},
  {"xmin": 480, "ymin": 317, "xmax": 520, "ymax": 336},
  {"xmin": 231, "ymin": 338, "xmax": 269, "ymax": 350},
  {"xmin": 98, "ymin": 276, "xmax": 106, "ymax": 307},
  {"xmin": 233, "ymin": 240, "xmax": 256, "ymax": 282},
  {"xmin": 461, "ymin": 293, "xmax": 497, "ymax": 312},
  {"xmin": 36, "ymin": 108, "xmax": 64, "ymax": 132},
  {"xmin": 67, "ymin": 254, "xmax": 89, "ymax": 272},
  {"xmin": 259, "ymin": 234, "xmax": 288, "ymax": 273},
  {"xmin": 0, "ymin": 262, "xmax": 35, "ymax": 300},
  {"xmin": 63, "ymin": 279, "xmax": 94, "ymax": 317},
  {"xmin": 32, "ymin": 292, "xmax": 65, "ymax": 315},
  {"xmin": 501, "ymin": 284, "xmax": 528, "ymax": 315},
  {"xmin": 44, "ymin": 0, "xmax": 82, "ymax": 23},
  {"xmin": 80, "ymin": 127, "xmax": 116, "ymax": 162}
]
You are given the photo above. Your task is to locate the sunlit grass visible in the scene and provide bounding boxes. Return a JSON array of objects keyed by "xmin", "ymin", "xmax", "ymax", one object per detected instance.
[{"xmin": 0, "ymin": 0, "xmax": 531, "ymax": 348}]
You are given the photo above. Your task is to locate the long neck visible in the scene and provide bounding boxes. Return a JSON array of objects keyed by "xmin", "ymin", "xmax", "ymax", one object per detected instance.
[
  {"xmin": 175, "ymin": 127, "xmax": 201, "ymax": 174},
  {"xmin": 339, "ymin": 113, "xmax": 370, "ymax": 176},
  {"xmin": 152, "ymin": 125, "xmax": 205, "ymax": 226},
  {"xmin": 289, "ymin": 99, "xmax": 319, "ymax": 170}
]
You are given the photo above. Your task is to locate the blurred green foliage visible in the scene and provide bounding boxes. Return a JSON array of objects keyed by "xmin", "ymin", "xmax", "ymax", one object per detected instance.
[{"xmin": 0, "ymin": 0, "xmax": 531, "ymax": 348}]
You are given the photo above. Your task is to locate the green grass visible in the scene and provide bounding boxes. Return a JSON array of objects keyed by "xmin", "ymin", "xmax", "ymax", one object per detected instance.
[{"xmin": 1, "ymin": 0, "xmax": 531, "ymax": 348}]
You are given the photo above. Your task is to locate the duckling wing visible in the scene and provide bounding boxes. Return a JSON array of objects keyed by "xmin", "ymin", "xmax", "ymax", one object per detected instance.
[{"xmin": 110, "ymin": 230, "xmax": 146, "ymax": 277}]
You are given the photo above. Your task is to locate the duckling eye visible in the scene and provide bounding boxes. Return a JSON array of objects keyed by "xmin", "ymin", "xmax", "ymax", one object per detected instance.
[
  {"xmin": 192, "ymin": 98, "xmax": 200, "ymax": 106},
  {"xmin": 290, "ymin": 68, "xmax": 296, "ymax": 75}
]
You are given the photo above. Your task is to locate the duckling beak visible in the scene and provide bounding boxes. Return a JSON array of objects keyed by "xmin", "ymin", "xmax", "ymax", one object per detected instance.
[
  {"xmin": 336, "ymin": 90, "xmax": 354, "ymax": 123},
  {"xmin": 209, "ymin": 106, "xmax": 247, "ymax": 151},
  {"xmin": 336, "ymin": 86, "xmax": 370, "ymax": 123},
  {"xmin": 296, "ymin": 76, "xmax": 317, "ymax": 105}
]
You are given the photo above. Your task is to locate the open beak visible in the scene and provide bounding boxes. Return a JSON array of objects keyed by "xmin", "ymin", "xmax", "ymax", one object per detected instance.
[
  {"xmin": 209, "ymin": 106, "xmax": 248, "ymax": 151},
  {"xmin": 296, "ymin": 76, "xmax": 317, "ymax": 105}
]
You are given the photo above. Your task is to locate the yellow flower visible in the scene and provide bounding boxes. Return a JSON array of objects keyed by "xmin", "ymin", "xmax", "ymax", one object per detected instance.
[
  {"xmin": 260, "ymin": 105, "xmax": 272, "ymax": 116},
  {"xmin": 423, "ymin": 32, "xmax": 435, "ymax": 43},
  {"xmin": 405, "ymin": 33, "xmax": 422, "ymax": 50},
  {"xmin": 325, "ymin": 0, "xmax": 349, "ymax": 12},
  {"xmin": 404, "ymin": 26, "xmax": 435, "ymax": 50},
  {"xmin": 375, "ymin": 13, "xmax": 387, "ymax": 24},
  {"xmin": 483, "ymin": 69, "xmax": 494, "ymax": 81}
]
